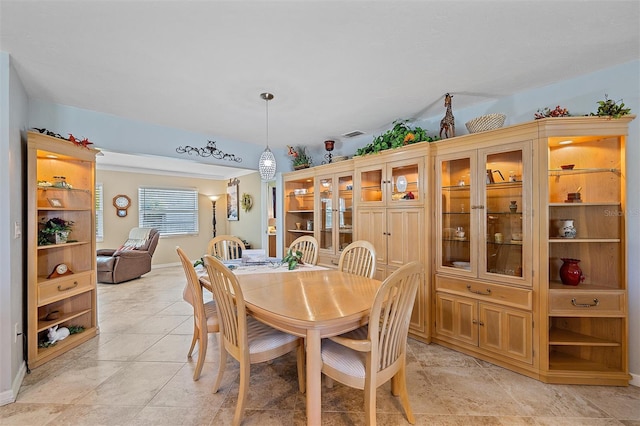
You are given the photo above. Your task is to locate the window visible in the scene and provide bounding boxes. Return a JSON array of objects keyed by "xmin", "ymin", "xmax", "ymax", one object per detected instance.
[
  {"xmin": 138, "ymin": 187, "xmax": 199, "ymax": 236},
  {"xmin": 96, "ymin": 183, "xmax": 104, "ymax": 242}
]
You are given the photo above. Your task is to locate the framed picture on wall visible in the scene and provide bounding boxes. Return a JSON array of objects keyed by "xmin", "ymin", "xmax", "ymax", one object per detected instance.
[{"xmin": 227, "ymin": 180, "xmax": 239, "ymax": 221}]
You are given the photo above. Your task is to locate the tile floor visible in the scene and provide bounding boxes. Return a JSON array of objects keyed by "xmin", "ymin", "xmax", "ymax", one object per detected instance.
[{"xmin": 2, "ymin": 265, "xmax": 639, "ymax": 425}]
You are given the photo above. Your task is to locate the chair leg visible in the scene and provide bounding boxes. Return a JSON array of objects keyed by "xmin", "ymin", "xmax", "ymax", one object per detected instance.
[
  {"xmin": 192, "ymin": 328, "xmax": 208, "ymax": 381},
  {"xmin": 187, "ymin": 322, "xmax": 198, "ymax": 359},
  {"xmin": 212, "ymin": 341, "xmax": 227, "ymax": 393},
  {"xmin": 324, "ymin": 374, "xmax": 334, "ymax": 388},
  {"xmin": 296, "ymin": 339, "xmax": 306, "ymax": 393},
  {"xmin": 393, "ymin": 361, "xmax": 415, "ymax": 424},
  {"xmin": 233, "ymin": 360, "xmax": 251, "ymax": 426},
  {"xmin": 364, "ymin": 376, "xmax": 377, "ymax": 426}
]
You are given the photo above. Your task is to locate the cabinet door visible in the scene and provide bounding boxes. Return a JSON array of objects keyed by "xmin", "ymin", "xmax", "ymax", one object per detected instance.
[
  {"xmin": 387, "ymin": 158, "xmax": 424, "ymax": 206},
  {"xmin": 356, "ymin": 208, "xmax": 387, "ymax": 265},
  {"xmin": 478, "ymin": 142, "xmax": 531, "ymax": 285},
  {"xmin": 479, "ymin": 303, "xmax": 532, "ymax": 364},
  {"xmin": 336, "ymin": 173, "xmax": 354, "ymax": 253},
  {"xmin": 386, "ymin": 208, "xmax": 424, "ymax": 268},
  {"xmin": 318, "ymin": 172, "xmax": 354, "ymax": 259},
  {"xmin": 436, "ymin": 152, "xmax": 475, "ymax": 274},
  {"xmin": 356, "ymin": 164, "xmax": 385, "ymax": 206},
  {"xmin": 435, "ymin": 293, "xmax": 477, "ymax": 346}
]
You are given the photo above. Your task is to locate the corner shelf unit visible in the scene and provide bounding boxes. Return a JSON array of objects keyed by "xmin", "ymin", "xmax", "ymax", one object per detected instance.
[{"xmin": 27, "ymin": 131, "xmax": 100, "ymax": 368}]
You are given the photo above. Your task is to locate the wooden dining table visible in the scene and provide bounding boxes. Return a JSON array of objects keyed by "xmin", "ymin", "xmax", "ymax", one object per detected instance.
[{"xmin": 200, "ymin": 267, "xmax": 382, "ymax": 425}]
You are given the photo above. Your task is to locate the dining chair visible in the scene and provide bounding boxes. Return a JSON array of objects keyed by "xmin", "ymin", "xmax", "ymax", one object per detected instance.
[
  {"xmin": 289, "ymin": 235, "xmax": 319, "ymax": 265},
  {"xmin": 176, "ymin": 246, "xmax": 221, "ymax": 381},
  {"xmin": 203, "ymin": 255, "xmax": 306, "ymax": 426},
  {"xmin": 338, "ymin": 240, "xmax": 377, "ymax": 278},
  {"xmin": 207, "ymin": 235, "xmax": 245, "ymax": 260},
  {"xmin": 321, "ymin": 261, "xmax": 423, "ymax": 425}
]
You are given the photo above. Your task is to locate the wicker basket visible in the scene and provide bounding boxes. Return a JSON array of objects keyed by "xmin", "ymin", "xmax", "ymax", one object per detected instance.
[{"xmin": 465, "ymin": 113, "xmax": 506, "ymax": 133}]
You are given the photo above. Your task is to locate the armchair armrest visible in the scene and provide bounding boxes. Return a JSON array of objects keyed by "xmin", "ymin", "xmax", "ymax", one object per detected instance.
[
  {"xmin": 116, "ymin": 250, "xmax": 151, "ymax": 259},
  {"xmin": 97, "ymin": 249, "xmax": 117, "ymax": 256},
  {"xmin": 328, "ymin": 335, "xmax": 371, "ymax": 352}
]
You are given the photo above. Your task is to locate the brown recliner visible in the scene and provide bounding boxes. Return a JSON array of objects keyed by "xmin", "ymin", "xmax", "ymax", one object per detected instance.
[{"xmin": 96, "ymin": 228, "xmax": 160, "ymax": 284}]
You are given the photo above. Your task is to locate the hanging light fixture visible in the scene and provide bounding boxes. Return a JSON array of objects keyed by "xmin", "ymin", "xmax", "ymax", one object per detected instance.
[{"xmin": 258, "ymin": 92, "xmax": 277, "ymax": 181}]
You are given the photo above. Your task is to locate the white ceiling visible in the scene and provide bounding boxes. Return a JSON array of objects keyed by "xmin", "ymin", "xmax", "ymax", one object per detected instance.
[{"xmin": 2, "ymin": 1, "xmax": 639, "ymax": 177}]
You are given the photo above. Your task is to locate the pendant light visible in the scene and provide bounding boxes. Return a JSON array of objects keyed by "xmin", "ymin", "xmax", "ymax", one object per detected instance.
[{"xmin": 258, "ymin": 92, "xmax": 277, "ymax": 181}]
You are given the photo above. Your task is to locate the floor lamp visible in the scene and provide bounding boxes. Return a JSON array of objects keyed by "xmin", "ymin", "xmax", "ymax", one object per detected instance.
[{"xmin": 209, "ymin": 195, "xmax": 219, "ymax": 237}]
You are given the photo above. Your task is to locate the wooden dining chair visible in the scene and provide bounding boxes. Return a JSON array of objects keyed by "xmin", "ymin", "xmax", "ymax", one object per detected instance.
[
  {"xmin": 207, "ymin": 235, "xmax": 245, "ymax": 261},
  {"xmin": 338, "ymin": 240, "xmax": 377, "ymax": 278},
  {"xmin": 289, "ymin": 235, "xmax": 319, "ymax": 265},
  {"xmin": 203, "ymin": 255, "xmax": 305, "ymax": 426},
  {"xmin": 176, "ymin": 246, "xmax": 221, "ymax": 381},
  {"xmin": 320, "ymin": 261, "xmax": 423, "ymax": 425}
]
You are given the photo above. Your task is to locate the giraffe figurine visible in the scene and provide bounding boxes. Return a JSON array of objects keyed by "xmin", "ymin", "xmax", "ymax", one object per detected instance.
[{"xmin": 439, "ymin": 93, "xmax": 455, "ymax": 138}]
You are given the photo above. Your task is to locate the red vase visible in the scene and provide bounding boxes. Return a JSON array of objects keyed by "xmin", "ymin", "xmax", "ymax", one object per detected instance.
[{"xmin": 559, "ymin": 258, "xmax": 584, "ymax": 286}]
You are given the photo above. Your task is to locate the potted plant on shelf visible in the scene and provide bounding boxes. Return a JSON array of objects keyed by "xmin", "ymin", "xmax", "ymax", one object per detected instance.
[
  {"xmin": 38, "ymin": 217, "xmax": 74, "ymax": 245},
  {"xmin": 355, "ymin": 119, "xmax": 438, "ymax": 156},
  {"xmin": 287, "ymin": 145, "xmax": 312, "ymax": 170}
]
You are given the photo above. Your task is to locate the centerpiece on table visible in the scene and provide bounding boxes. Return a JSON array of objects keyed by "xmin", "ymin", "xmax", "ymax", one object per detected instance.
[
  {"xmin": 282, "ymin": 248, "xmax": 304, "ymax": 270},
  {"xmin": 38, "ymin": 217, "xmax": 74, "ymax": 245}
]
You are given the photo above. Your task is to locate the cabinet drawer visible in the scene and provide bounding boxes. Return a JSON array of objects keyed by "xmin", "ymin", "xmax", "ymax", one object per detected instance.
[
  {"xmin": 38, "ymin": 274, "xmax": 93, "ymax": 306},
  {"xmin": 548, "ymin": 290, "xmax": 626, "ymax": 316},
  {"xmin": 317, "ymin": 253, "xmax": 339, "ymax": 269},
  {"xmin": 435, "ymin": 275, "xmax": 532, "ymax": 310}
]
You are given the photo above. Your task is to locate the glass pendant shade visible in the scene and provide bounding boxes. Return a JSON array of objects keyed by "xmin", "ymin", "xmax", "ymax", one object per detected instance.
[
  {"xmin": 259, "ymin": 92, "xmax": 277, "ymax": 181},
  {"xmin": 259, "ymin": 147, "xmax": 276, "ymax": 181}
]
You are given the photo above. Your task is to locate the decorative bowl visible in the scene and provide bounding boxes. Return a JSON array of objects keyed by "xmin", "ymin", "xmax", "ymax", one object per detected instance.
[
  {"xmin": 465, "ymin": 113, "xmax": 506, "ymax": 133},
  {"xmin": 560, "ymin": 164, "xmax": 575, "ymax": 170}
]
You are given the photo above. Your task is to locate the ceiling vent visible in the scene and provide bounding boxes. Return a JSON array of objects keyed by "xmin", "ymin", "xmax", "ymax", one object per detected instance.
[{"xmin": 342, "ymin": 130, "xmax": 365, "ymax": 138}]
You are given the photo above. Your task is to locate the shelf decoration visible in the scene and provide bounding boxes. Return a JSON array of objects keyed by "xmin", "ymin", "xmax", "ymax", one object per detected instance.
[
  {"xmin": 38, "ymin": 217, "xmax": 74, "ymax": 245},
  {"xmin": 589, "ymin": 94, "xmax": 632, "ymax": 118},
  {"xmin": 440, "ymin": 93, "xmax": 455, "ymax": 138},
  {"xmin": 287, "ymin": 145, "xmax": 312, "ymax": 170},
  {"xmin": 534, "ymin": 105, "xmax": 570, "ymax": 119},
  {"xmin": 356, "ymin": 119, "xmax": 438, "ymax": 156},
  {"xmin": 31, "ymin": 128, "xmax": 94, "ymax": 149},
  {"xmin": 176, "ymin": 140, "xmax": 243, "ymax": 163}
]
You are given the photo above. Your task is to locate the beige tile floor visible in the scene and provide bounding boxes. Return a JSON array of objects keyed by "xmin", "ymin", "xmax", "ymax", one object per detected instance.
[{"xmin": 2, "ymin": 266, "xmax": 639, "ymax": 425}]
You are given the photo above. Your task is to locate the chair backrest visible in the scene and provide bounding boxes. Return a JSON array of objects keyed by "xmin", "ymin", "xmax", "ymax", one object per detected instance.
[
  {"xmin": 338, "ymin": 240, "xmax": 377, "ymax": 278},
  {"xmin": 203, "ymin": 254, "xmax": 249, "ymax": 358},
  {"xmin": 289, "ymin": 235, "xmax": 319, "ymax": 265},
  {"xmin": 207, "ymin": 235, "xmax": 246, "ymax": 260},
  {"xmin": 368, "ymin": 261, "xmax": 423, "ymax": 374},
  {"xmin": 176, "ymin": 246, "xmax": 207, "ymax": 331}
]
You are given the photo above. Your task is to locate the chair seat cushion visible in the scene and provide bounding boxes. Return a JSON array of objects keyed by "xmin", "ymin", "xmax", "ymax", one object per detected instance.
[
  {"xmin": 246, "ymin": 316, "xmax": 298, "ymax": 354},
  {"xmin": 204, "ymin": 301, "xmax": 219, "ymax": 332},
  {"xmin": 321, "ymin": 327, "xmax": 369, "ymax": 379}
]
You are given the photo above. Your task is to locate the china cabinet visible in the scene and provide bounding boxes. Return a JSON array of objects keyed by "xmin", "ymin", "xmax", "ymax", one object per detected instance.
[
  {"xmin": 27, "ymin": 131, "xmax": 99, "ymax": 368},
  {"xmin": 538, "ymin": 115, "xmax": 633, "ymax": 385},
  {"xmin": 354, "ymin": 143, "xmax": 430, "ymax": 340},
  {"xmin": 283, "ymin": 168, "xmax": 316, "ymax": 250},
  {"xmin": 432, "ymin": 128, "xmax": 536, "ymax": 375},
  {"xmin": 315, "ymin": 161, "xmax": 354, "ymax": 267}
]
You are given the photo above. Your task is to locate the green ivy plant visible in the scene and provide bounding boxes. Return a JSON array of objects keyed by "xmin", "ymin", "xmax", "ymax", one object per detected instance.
[
  {"xmin": 282, "ymin": 248, "xmax": 304, "ymax": 270},
  {"xmin": 355, "ymin": 119, "xmax": 438, "ymax": 156},
  {"xmin": 590, "ymin": 94, "xmax": 632, "ymax": 118}
]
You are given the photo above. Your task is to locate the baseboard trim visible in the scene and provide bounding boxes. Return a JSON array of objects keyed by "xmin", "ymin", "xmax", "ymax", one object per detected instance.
[
  {"xmin": 0, "ymin": 361, "xmax": 26, "ymax": 406},
  {"xmin": 151, "ymin": 262, "xmax": 180, "ymax": 269},
  {"xmin": 630, "ymin": 372, "xmax": 639, "ymax": 387}
]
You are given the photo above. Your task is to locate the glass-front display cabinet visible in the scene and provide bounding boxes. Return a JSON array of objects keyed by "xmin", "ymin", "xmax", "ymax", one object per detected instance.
[
  {"xmin": 317, "ymin": 170, "xmax": 354, "ymax": 266},
  {"xmin": 357, "ymin": 157, "xmax": 424, "ymax": 207},
  {"xmin": 283, "ymin": 170, "xmax": 315, "ymax": 250},
  {"xmin": 436, "ymin": 141, "xmax": 531, "ymax": 286}
]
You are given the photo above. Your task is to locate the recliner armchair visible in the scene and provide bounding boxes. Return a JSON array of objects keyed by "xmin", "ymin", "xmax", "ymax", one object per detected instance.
[{"xmin": 96, "ymin": 227, "xmax": 159, "ymax": 284}]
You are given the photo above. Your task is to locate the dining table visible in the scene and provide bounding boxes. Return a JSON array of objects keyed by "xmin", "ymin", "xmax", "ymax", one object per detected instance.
[{"xmin": 199, "ymin": 263, "xmax": 382, "ymax": 425}]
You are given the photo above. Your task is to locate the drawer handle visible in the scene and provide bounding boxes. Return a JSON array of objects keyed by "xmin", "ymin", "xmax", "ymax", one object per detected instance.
[
  {"xmin": 466, "ymin": 284, "xmax": 491, "ymax": 295},
  {"xmin": 571, "ymin": 298, "xmax": 599, "ymax": 308},
  {"xmin": 58, "ymin": 281, "xmax": 78, "ymax": 292}
]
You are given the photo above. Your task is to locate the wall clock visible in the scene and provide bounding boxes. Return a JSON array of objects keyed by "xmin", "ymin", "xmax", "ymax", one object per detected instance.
[{"xmin": 113, "ymin": 194, "xmax": 131, "ymax": 217}]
